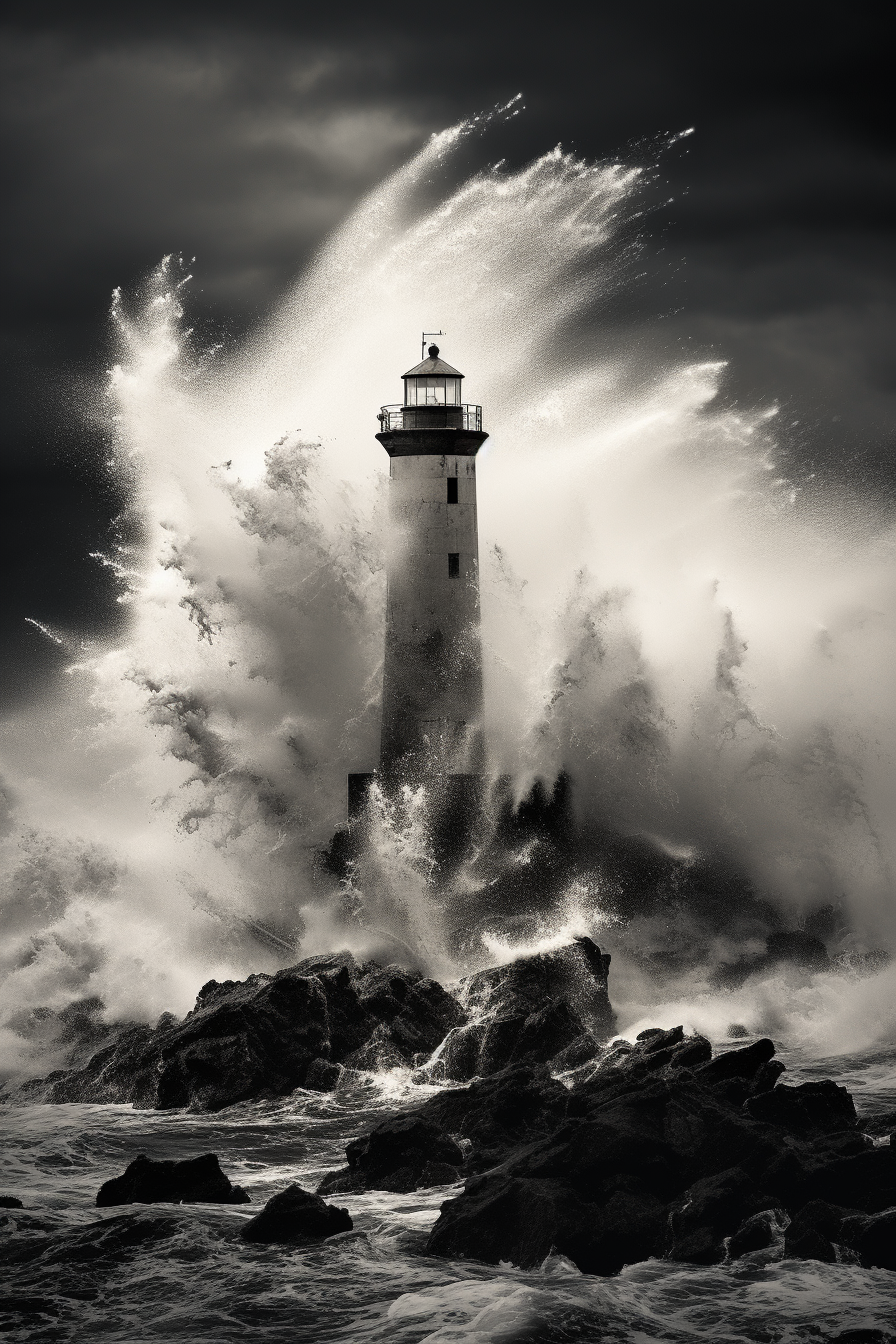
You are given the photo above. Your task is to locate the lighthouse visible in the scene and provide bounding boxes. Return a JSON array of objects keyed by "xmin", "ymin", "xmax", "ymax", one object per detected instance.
[{"xmin": 375, "ymin": 344, "xmax": 488, "ymax": 786}]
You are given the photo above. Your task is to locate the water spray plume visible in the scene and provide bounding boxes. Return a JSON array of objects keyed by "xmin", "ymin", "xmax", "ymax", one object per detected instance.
[{"xmin": 0, "ymin": 117, "xmax": 893, "ymax": 1074}]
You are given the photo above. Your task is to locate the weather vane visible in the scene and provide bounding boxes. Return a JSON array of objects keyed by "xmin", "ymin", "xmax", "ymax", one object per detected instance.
[{"xmin": 421, "ymin": 330, "xmax": 445, "ymax": 359}]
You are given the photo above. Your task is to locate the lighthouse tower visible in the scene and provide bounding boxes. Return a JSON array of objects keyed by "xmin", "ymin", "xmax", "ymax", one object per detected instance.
[{"xmin": 375, "ymin": 344, "xmax": 488, "ymax": 783}]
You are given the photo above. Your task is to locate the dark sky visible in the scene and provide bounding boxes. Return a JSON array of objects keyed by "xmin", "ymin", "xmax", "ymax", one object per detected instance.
[{"xmin": 1, "ymin": 0, "xmax": 893, "ymax": 706}]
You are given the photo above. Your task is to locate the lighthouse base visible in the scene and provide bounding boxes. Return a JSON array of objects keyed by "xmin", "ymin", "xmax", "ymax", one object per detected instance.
[{"xmin": 347, "ymin": 771, "xmax": 484, "ymax": 870}]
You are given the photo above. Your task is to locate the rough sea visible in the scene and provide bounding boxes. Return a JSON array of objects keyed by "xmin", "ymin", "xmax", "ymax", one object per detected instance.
[{"xmin": 2, "ymin": 1038, "xmax": 894, "ymax": 1342}]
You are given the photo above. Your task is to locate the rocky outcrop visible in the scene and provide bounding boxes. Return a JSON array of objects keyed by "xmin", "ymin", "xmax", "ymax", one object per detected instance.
[
  {"xmin": 316, "ymin": 1063, "xmax": 572, "ymax": 1196},
  {"xmin": 96, "ymin": 1153, "xmax": 249, "ymax": 1207},
  {"xmin": 318, "ymin": 1116, "xmax": 465, "ymax": 1195},
  {"xmin": 13, "ymin": 953, "xmax": 466, "ymax": 1113},
  {"xmin": 428, "ymin": 937, "xmax": 615, "ymax": 1083},
  {"xmin": 10, "ymin": 940, "xmax": 616, "ymax": 1114},
  {"xmin": 240, "ymin": 1185, "xmax": 351, "ymax": 1244},
  {"xmin": 409, "ymin": 1030, "xmax": 896, "ymax": 1275}
]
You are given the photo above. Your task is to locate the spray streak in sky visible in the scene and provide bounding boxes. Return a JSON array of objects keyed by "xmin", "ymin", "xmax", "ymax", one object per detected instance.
[{"xmin": 0, "ymin": 115, "xmax": 893, "ymax": 1072}]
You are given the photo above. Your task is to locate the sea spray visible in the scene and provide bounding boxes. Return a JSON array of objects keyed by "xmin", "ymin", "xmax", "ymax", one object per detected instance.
[{"xmin": 0, "ymin": 116, "xmax": 893, "ymax": 1076}]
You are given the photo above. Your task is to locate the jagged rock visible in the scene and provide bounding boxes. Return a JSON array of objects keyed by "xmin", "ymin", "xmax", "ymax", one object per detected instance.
[
  {"xmin": 0, "ymin": 1197, "xmax": 23, "ymax": 1209},
  {"xmin": 840, "ymin": 1207, "xmax": 896, "ymax": 1271},
  {"xmin": 239, "ymin": 1185, "xmax": 351, "ymax": 1244},
  {"xmin": 432, "ymin": 1000, "xmax": 584, "ymax": 1082},
  {"xmin": 12, "ymin": 953, "xmax": 467, "ymax": 1112},
  {"xmin": 420, "ymin": 1063, "xmax": 570, "ymax": 1172},
  {"xmin": 745, "ymin": 1080, "xmax": 857, "ymax": 1133},
  {"xmin": 727, "ymin": 1208, "xmax": 788, "ymax": 1258},
  {"xmin": 667, "ymin": 1168, "xmax": 779, "ymax": 1264},
  {"xmin": 304, "ymin": 1058, "xmax": 342, "ymax": 1092},
  {"xmin": 458, "ymin": 937, "xmax": 616, "ymax": 1041},
  {"xmin": 96, "ymin": 1153, "xmax": 249, "ymax": 1207},
  {"xmin": 782, "ymin": 1199, "xmax": 857, "ymax": 1263},
  {"xmin": 426, "ymin": 1169, "xmax": 667, "ymax": 1274},
  {"xmin": 317, "ymin": 1115, "xmax": 463, "ymax": 1195},
  {"xmin": 790, "ymin": 1146, "xmax": 896, "ymax": 1214},
  {"xmin": 422, "ymin": 1033, "xmax": 893, "ymax": 1275},
  {"xmin": 550, "ymin": 1032, "xmax": 603, "ymax": 1072}
]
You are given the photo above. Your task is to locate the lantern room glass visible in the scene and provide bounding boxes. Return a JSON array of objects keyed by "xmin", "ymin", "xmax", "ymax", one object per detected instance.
[{"xmin": 404, "ymin": 376, "xmax": 461, "ymax": 407}]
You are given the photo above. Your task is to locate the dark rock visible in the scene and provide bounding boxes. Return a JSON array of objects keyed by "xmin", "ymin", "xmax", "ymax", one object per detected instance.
[
  {"xmin": 745, "ymin": 1081, "xmax": 857, "ymax": 1134},
  {"xmin": 667, "ymin": 1168, "xmax": 776, "ymax": 1264},
  {"xmin": 433, "ymin": 999, "xmax": 585, "ymax": 1081},
  {"xmin": 14, "ymin": 953, "xmax": 468, "ymax": 1112},
  {"xmin": 550, "ymin": 1032, "xmax": 602, "ymax": 1072},
  {"xmin": 426, "ymin": 1170, "xmax": 666, "ymax": 1275},
  {"xmin": 851, "ymin": 1207, "xmax": 896, "ymax": 1270},
  {"xmin": 727, "ymin": 1208, "xmax": 787, "ymax": 1258},
  {"xmin": 317, "ymin": 1115, "xmax": 463, "ymax": 1195},
  {"xmin": 426, "ymin": 1173, "xmax": 576, "ymax": 1269},
  {"xmin": 696, "ymin": 1038, "xmax": 776, "ymax": 1085},
  {"xmin": 96, "ymin": 1153, "xmax": 249, "ymax": 1207},
  {"xmin": 304, "ymin": 1058, "xmax": 342, "ymax": 1092},
  {"xmin": 239, "ymin": 1184, "xmax": 351, "ymax": 1244},
  {"xmin": 791, "ymin": 1146, "xmax": 896, "ymax": 1214},
  {"xmin": 783, "ymin": 1199, "xmax": 857, "ymax": 1262},
  {"xmin": 787, "ymin": 1228, "xmax": 837, "ymax": 1262},
  {"xmin": 727, "ymin": 1024, "xmax": 749, "ymax": 1038},
  {"xmin": 0, "ymin": 1197, "xmax": 23, "ymax": 1209},
  {"xmin": 458, "ymin": 937, "xmax": 615, "ymax": 1042},
  {"xmin": 420, "ymin": 1064, "xmax": 570, "ymax": 1166}
]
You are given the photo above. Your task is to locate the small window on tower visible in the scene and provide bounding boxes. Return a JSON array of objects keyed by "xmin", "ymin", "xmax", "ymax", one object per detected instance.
[
  {"xmin": 447, "ymin": 477, "xmax": 458, "ymax": 504},
  {"xmin": 448, "ymin": 553, "xmax": 460, "ymax": 577}
]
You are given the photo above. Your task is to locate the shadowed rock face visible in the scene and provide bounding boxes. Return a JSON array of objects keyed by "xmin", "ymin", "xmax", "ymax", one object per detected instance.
[
  {"xmin": 240, "ymin": 1185, "xmax": 351, "ymax": 1244},
  {"xmin": 430, "ymin": 937, "xmax": 616, "ymax": 1083},
  {"xmin": 9, "ymin": 940, "xmax": 615, "ymax": 1114},
  {"xmin": 96, "ymin": 1154, "xmax": 249, "ymax": 1208},
  {"xmin": 10, "ymin": 954, "xmax": 466, "ymax": 1113},
  {"xmin": 386, "ymin": 1032, "xmax": 896, "ymax": 1276}
]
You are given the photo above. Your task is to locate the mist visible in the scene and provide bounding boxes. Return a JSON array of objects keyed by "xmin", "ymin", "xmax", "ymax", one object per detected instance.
[{"xmin": 1, "ymin": 116, "xmax": 893, "ymax": 1078}]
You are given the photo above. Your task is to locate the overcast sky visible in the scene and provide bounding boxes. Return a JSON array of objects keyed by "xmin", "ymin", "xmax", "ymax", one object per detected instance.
[{"xmin": 1, "ymin": 0, "xmax": 893, "ymax": 705}]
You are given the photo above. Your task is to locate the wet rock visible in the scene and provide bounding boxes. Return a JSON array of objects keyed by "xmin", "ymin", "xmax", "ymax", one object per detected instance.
[
  {"xmin": 12, "ymin": 953, "xmax": 468, "ymax": 1112},
  {"xmin": 850, "ymin": 1207, "xmax": 896, "ymax": 1270},
  {"xmin": 433, "ymin": 999, "xmax": 584, "ymax": 1082},
  {"xmin": 419, "ymin": 1063, "xmax": 571, "ymax": 1170},
  {"xmin": 695, "ymin": 1038, "xmax": 776, "ymax": 1085},
  {"xmin": 783, "ymin": 1200, "xmax": 854, "ymax": 1262},
  {"xmin": 427, "ymin": 1168, "xmax": 667, "ymax": 1275},
  {"xmin": 240, "ymin": 1184, "xmax": 351, "ymax": 1244},
  {"xmin": 458, "ymin": 937, "xmax": 616, "ymax": 1042},
  {"xmin": 791, "ymin": 1145, "xmax": 896, "ymax": 1214},
  {"xmin": 303, "ymin": 1058, "xmax": 342, "ymax": 1092},
  {"xmin": 745, "ymin": 1080, "xmax": 857, "ymax": 1134},
  {"xmin": 550, "ymin": 1032, "xmax": 603, "ymax": 1072},
  {"xmin": 318, "ymin": 1115, "xmax": 464, "ymax": 1195},
  {"xmin": 667, "ymin": 1168, "xmax": 777, "ymax": 1264},
  {"xmin": 96, "ymin": 1153, "xmax": 249, "ymax": 1207},
  {"xmin": 0, "ymin": 1197, "xmax": 23, "ymax": 1209},
  {"xmin": 727, "ymin": 1208, "xmax": 787, "ymax": 1258},
  {"xmin": 425, "ymin": 1173, "xmax": 575, "ymax": 1269},
  {"xmin": 786, "ymin": 1227, "xmax": 838, "ymax": 1262}
]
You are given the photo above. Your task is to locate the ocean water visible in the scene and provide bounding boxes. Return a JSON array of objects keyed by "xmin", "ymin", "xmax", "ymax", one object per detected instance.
[{"xmin": 2, "ymin": 1040, "xmax": 894, "ymax": 1343}]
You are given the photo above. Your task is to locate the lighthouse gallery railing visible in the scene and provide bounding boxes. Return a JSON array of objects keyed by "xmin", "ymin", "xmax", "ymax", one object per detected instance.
[{"xmin": 378, "ymin": 404, "xmax": 482, "ymax": 433}]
